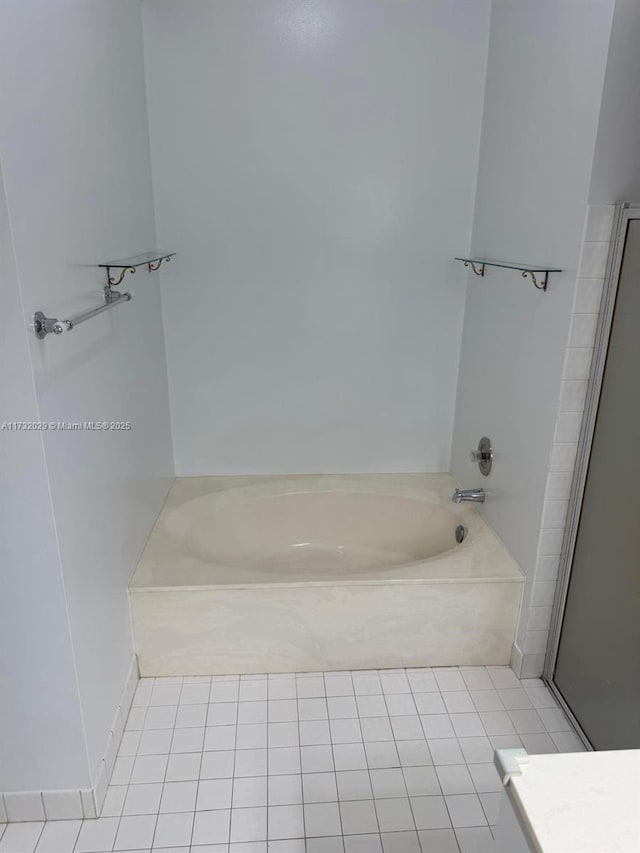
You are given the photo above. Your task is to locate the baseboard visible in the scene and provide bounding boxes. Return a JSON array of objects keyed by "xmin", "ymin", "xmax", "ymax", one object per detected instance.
[
  {"xmin": 510, "ymin": 641, "xmax": 524, "ymax": 678},
  {"xmin": 0, "ymin": 655, "xmax": 139, "ymax": 822}
]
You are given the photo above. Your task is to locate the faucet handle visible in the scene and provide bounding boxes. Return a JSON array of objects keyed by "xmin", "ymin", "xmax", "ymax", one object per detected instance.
[{"xmin": 470, "ymin": 437, "xmax": 493, "ymax": 476}]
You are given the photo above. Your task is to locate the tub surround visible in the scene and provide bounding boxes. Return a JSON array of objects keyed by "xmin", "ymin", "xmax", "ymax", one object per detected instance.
[{"xmin": 130, "ymin": 474, "xmax": 523, "ymax": 675}]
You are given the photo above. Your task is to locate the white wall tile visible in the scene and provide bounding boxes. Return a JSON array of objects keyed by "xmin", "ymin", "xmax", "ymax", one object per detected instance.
[
  {"xmin": 0, "ymin": 796, "xmax": 6, "ymax": 824},
  {"xmin": 559, "ymin": 381, "xmax": 588, "ymax": 413},
  {"xmin": 550, "ymin": 443, "xmax": 578, "ymax": 472},
  {"xmin": 527, "ymin": 607, "xmax": 553, "ymax": 632},
  {"xmin": 573, "ymin": 278, "xmax": 604, "ymax": 313},
  {"xmin": 2, "ymin": 792, "xmax": 45, "ymax": 823},
  {"xmin": 562, "ymin": 348, "xmax": 594, "ymax": 381},
  {"xmin": 544, "ymin": 473, "xmax": 573, "ymax": 501},
  {"xmin": 537, "ymin": 528, "xmax": 565, "ymax": 557},
  {"xmin": 583, "ymin": 205, "xmax": 615, "ymax": 242},
  {"xmin": 554, "ymin": 412, "xmax": 583, "ymax": 443},
  {"xmin": 578, "ymin": 241, "xmax": 609, "ymax": 277},
  {"xmin": 520, "ymin": 655, "xmax": 546, "ymax": 679},
  {"xmin": 535, "ymin": 556, "xmax": 561, "ymax": 581},
  {"xmin": 42, "ymin": 790, "xmax": 83, "ymax": 821},
  {"xmin": 541, "ymin": 501, "xmax": 569, "ymax": 529},
  {"xmin": 531, "ymin": 582, "xmax": 557, "ymax": 608},
  {"xmin": 569, "ymin": 313, "xmax": 599, "ymax": 347}
]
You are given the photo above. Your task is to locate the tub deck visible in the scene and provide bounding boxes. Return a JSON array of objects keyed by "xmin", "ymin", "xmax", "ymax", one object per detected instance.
[{"xmin": 130, "ymin": 474, "xmax": 523, "ymax": 675}]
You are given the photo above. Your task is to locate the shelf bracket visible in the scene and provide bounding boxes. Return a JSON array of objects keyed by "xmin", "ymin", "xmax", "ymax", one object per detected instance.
[
  {"xmin": 147, "ymin": 256, "xmax": 172, "ymax": 272},
  {"xmin": 463, "ymin": 260, "xmax": 485, "ymax": 277},
  {"xmin": 107, "ymin": 266, "xmax": 137, "ymax": 287},
  {"xmin": 521, "ymin": 269, "xmax": 548, "ymax": 291}
]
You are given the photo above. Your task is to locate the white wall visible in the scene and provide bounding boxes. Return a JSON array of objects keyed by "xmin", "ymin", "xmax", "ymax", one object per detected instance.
[
  {"xmin": 143, "ymin": 0, "xmax": 491, "ymax": 475},
  {"xmin": 0, "ymin": 0, "xmax": 173, "ymax": 787},
  {"xmin": 0, "ymin": 164, "xmax": 89, "ymax": 793},
  {"xmin": 452, "ymin": 0, "xmax": 615, "ymax": 598},
  {"xmin": 589, "ymin": 0, "xmax": 640, "ymax": 203}
]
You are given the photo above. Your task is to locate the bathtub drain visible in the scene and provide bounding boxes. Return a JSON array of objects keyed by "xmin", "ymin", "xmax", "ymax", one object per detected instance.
[{"xmin": 455, "ymin": 525, "xmax": 466, "ymax": 544}]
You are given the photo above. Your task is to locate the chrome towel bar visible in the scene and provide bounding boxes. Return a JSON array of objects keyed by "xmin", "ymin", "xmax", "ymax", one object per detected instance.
[{"xmin": 34, "ymin": 287, "xmax": 131, "ymax": 339}]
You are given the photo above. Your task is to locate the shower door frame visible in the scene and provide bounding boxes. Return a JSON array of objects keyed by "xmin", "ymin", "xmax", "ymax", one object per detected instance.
[{"xmin": 543, "ymin": 201, "xmax": 640, "ymax": 745}]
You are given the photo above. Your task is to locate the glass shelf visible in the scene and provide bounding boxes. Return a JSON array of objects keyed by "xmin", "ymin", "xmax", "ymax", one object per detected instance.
[
  {"xmin": 99, "ymin": 251, "xmax": 175, "ymax": 285},
  {"xmin": 455, "ymin": 257, "xmax": 561, "ymax": 291}
]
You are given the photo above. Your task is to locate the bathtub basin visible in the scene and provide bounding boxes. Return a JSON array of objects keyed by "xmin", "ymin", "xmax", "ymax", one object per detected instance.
[{"xmin": 130, "ymin": 474, "xmax": 523, "ymax": 674}]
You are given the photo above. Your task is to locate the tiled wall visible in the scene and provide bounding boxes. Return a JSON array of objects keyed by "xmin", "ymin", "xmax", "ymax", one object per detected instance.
[{"xmin": 515, "ymin": 205, "xmax": 615, "ymax": 678}]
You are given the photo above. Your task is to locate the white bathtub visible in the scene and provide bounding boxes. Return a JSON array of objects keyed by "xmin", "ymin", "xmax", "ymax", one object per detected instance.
[{"xmin": 130, "ymin": 474, "xmax": 523, "ymax": 675}]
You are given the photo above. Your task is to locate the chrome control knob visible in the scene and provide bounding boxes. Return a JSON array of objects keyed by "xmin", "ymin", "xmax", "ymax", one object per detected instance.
[{"xmin": 471, "ymin": 437, "xmax": 493, "ymax": 476}]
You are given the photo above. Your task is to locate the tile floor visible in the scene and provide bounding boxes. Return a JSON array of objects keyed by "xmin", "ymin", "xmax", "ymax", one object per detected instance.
[{"xmin": 0, "ymin": 667, "xmax": 584, "ymax": 853}]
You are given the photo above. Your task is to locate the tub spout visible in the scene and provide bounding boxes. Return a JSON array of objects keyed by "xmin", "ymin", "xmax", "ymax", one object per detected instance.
[{"xmin": 452, "ymin": 488, "xmax": 485, "ymax": 504}]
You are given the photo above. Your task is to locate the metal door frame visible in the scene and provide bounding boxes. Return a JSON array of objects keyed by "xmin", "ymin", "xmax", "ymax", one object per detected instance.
[{"xmin": 544, "ymin": 203, "xmax": 640, "ymax": 740}]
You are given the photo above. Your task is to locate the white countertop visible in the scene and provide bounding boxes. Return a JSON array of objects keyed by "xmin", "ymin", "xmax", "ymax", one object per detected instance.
[{"xmin": 508, "ymin": 749, "xmax": 640, "ymax": 853}]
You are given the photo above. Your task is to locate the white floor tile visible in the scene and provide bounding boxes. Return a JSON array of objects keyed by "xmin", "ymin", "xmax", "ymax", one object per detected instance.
[
  {"xmin": 153, "ymin": 811, "xmax": 194, "ymax": 848},
  {"xmin": 333, "ymin": 743, "xmax": 367, "ymax": 771},
  {"xmin": 353, "ymin": 674, "xmax": 383, "ymax": 696},
  {"xmin": 267, "ymin": 840, "xmax": 305, "ymax": 853},
  {"xmin": 101, "ymin": 786, "xmax": 127, "ymax": 817},
  {"xmin": 340, "ymin": 799, "xmax": 378, "ymax": 834},
  {"xmin": 268, "ymin": 701, "xmax": 297, "ymax": 723},
  {"xmin": 298, "ymin": 698, "xmax": 328, "ymax": 721},
  {"xmin": 550, "ymin": 731, "xmax": 586, "ymax": 752},
  {"xmin": 370, "ymin": 769, "xmax": 407, "ymax": 800},
  {"xmin": 435, "ymin": 765, "xmax": 474, "ymax": 795},
  {"xmin": 303, "ymin": 802, "xmax": 341, "ymax": 837},
  {"xmin": 396, "ymin": 740, "xmax": 432, "ymax": 768},
  {"xmin": 237, "ymin": 724, "xmax": 268, "ymax": 750},
  {"xmin": 455, "ymin": 825, "xmax": 494, "ymax": 853},
  {"xmin": 441, "ymin": 693, "xmax": 474, "ymax": 714},
  {"xmin": 361, "ymin": 717, "xmax": 394, "ymax": 742},
  {"xmin": 519, "ymin": 732, "xmax": 558, "ymax": 754},
  {"xmin": 344, "ymin": 834, "xmax": 383, "ymax": 853},
  {"xmin": 301, "ymin": 745, "xmax": 334, "ymax": 773},
  {"xmin": 208, "ymin": 704, "xmax": 238, "ymax": 727},
  {"xmin": 181, "ymin": 684, "xmax": 211, "ymax": 705},
  {"xmin": 268, "ymin": 680, "xmax": 297, "ymax": 701},
  {"xmin": 75, "ymin": 817, "xmax": 119, "ymax": 853},
  {"xmin": 324, "ymin": 676, "xmax": 354, "ymax": 697},
  {"xmin": 477, "ymin": 712, "xmax": 515, "ymax": 737},
  {"xmin": 336, "ymin": 770, "xmax": 373, "ymax": 801},
  {"xmin": 402, "ymin": 767, "xmax": 440, "ymax": 798},
  {"xmin": 330, "ymin": 718, "xmax": 362, "ymax": 744},
  {"xmin": 268, "ymin": 747, "xmax": 301, "ymax": 775},
  {"xmin": 299, "ymin": 720, "xmax": 331, "ymax": 746},
  {"xmin": 111, "ymin": 756, "xmax": 135, "ymax": 785},
  {"xmin": 411, "ymin": 797, "xmax": 454, "ymax": 835},
  {"xmin": 487, "ymin": 668, "xmax": 521, "ymax": 690},
  {"xmin": 365, "ymin": 742, "xmax": 401, "ymax": 769},
  {"xmin": 114, "ymin": 814, "xmax": 157, "ymax": 850},
  {"xmin": 211, "ymin": 682, "xmax": 240, "ymax": 703},
  {"xmin": 138, "ymin": 729, "xmax": 172, "ymax": 755},
  {"xmin": 380, "ymin": 830, "xmax": 421, "ymax": 853},
  {"xmin": 444, "ymin": 794, "xmax": 487, "ymax": 828},
  {"xmin": 427, "ymin": 739, "xmax": 463, "ymax": 766},
  {"xmin": 34, "ymin": 820, "xmax": 80, "ymax": 853},
  {"xmin": 267, "ymin": 804, "xmax": 304, "ymax": 839},
  {"xmin": 327, "ymin": 697, "xmax": 358, "ymax": 719},
  {"xmin": 191, "ymin": 809, "xmax": 231, "ymax": 845},
  {"xmin": 302, "ymin": 772, "xmax": 338, "ymax": 804},
  {"xmin": 232, "ymin": 776, "xmax": 267, "ymax": 808},
  {"xmin": 375, "ymin": 797, "xmax": 415, "ymax": 832},
  {"xmin": 123, "ymin": 783, "xmax": 163, "ymax": 815},
  {"xmin": 267, "ymin": 774, "xmax": 302, "ymax": 806},
  {"xmin": 176, "ymin": 704, "xmax": 208, "ymax": 728},
  {"xmin": 237, "ymin": 702, "xmax": 268, "ymax": 726},
  {"xmin": 417, "ymin": 827, "xmax": 460, "ymax": 852},
  {"xmin": 433, "ymin": 672, "xmax": 466, "ymax": 693},
  {"xmin": 198, "ymin": 779, "xmax": 233, "ymax": 811},
  {"xmin": 161, "ymin": 781, "xmax": 198, "ymax": 813},
  {"xmin": 296, "ymin": 676, "xmax": 326, "ymax": 699},
  {"xmin": 508, "ymin": 710, "xmax": 546, "ymax": 734},
  {"xmin": 234, "ymin": 749, "xmax": 267, "ymax": 777},
  {"xmin": 145, "ymin": 706, "xmax": 177, "ymax": 730},
  {"xmin": 457, "ymin": 737, "xmax": 493, "ymax": 765},
  {"xmin": 229, "ymin": 806, "xmax": 266, "ymax": 842},
  {"xmin": 204, "ymin": 723, "xmax": 237, "ymax": 750},
  {"xmin": 306, "ymin": 837, "xmax": 344, "ymax": 853},
  {"xmin": 356, "ymin": 696, "xmax": 387, "ymax": 718},
  {"xmin": 469, "ymin": 691, "xmax": 503, "ymax": 713},
  {"xmin": 200, "ymin": 750, "xmax": 234, "ymax": 779},
  {"xmin": 171, "ymin": 727, "xmax": 205, "ymax": 754},
  {"xmin": 239, "ymin": 681, "xmax": 268, "ymax": 702},
  {"xmin": 391, "ymin": 717, "xmax": 424, "ymax": 741},
  {"xmin": 407, "ymin": 672, "xmax": 438, "ymax": 694},
  {"xmin": 130, "ymin": 754, "xmax": 168, "ymax": 784},
  {"xmin": 380, "ymin": 673, "xmax": 411, "ymax": 695},
  {"xmin": 467, "ymin": 763, "xmax": 502, "ymax": 794},
  {"xmin": 420, "ymin": 715, "xmax": 455, "ymax": 740}
]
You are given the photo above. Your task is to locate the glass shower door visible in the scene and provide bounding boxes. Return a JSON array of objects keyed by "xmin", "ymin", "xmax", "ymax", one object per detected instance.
[{"xmin": 550, "ymin": 215, "xmax": 640, "ymax": 750}]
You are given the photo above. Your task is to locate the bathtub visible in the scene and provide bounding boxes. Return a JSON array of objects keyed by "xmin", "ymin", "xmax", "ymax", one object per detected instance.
[{"xmin": 130, "ymin": 474, "xmax": 523, "ymax": 675}]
